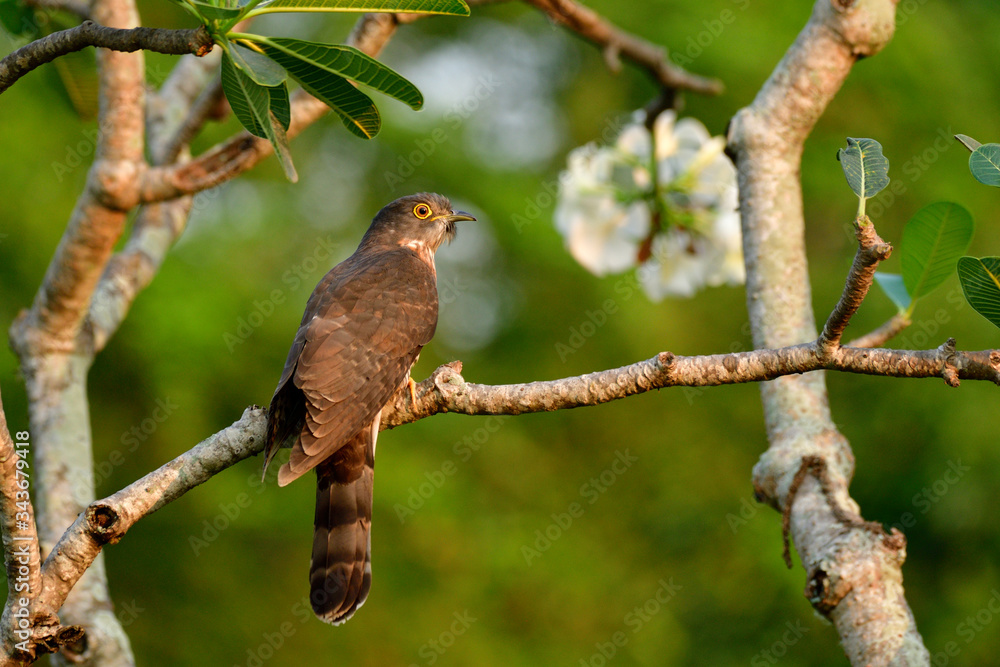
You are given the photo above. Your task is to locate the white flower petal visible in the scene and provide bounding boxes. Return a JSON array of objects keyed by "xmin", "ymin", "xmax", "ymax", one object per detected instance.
[
  {"xmin": 639, "ymin": 230, "xmax": 711, "ymax": 300},
  {"xmin": 555, "ymin": 107, "xmax": 744, "ymax": 293},
  {"xmin": 704, "ymin": 209, "xmax": 745, "ymax": 286},
  {"xmin": 616, "ymin": 124, "xmax": 652, "ymax": 163},
  {"xmin": 674, "ymin": 117, "xmax": 712, "ymax": 150},
  {"xmin": 653, "ymin": 110, "xmax": 679, "ymax": 161},
  {"xmin": 559, "ymin": 194, "xmax": 651, "ymax": 276},
  {"xmin": 633, "ymin": 166, "xmax": 652, "ymax": 190}
]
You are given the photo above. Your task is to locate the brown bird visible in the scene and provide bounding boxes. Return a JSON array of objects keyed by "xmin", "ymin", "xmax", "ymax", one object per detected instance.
[{"xmin": 263, "ymin": 193, "xmax": 475, "ymax": 624}]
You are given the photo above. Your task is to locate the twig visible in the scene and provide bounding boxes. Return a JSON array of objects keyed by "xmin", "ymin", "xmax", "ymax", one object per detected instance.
[
  {"xmin": 35, "ymin": 408, "xmax": 268, "ymax": 617},
  {"xmin": 148, "ymin": 49, "xmax": 223, "ymax": 166},
  {"xmin": 817, "ymin": 216, "xmax": 892, "ymax": 356},
  {"xmin": 521, "ymin": 0, "xmax": 722, "ymax": 95},
  {"xmin": 846, "ymin": 313, "xmax": 911, "ymax": 349},
  {"xmin": 136, "ymin": 11, "xmax": 398, "ymax": 203},
  {"xmin": 0, "ymin": 21, "xmax": 212, "ymax": 96},
  {"xmin": 138, "ymin": 2, "xmax": 723, "ymax": 204},
  {"xmin": 35, "ymin": 333, "xmax": 1000, "ymax": 611},
  {"xmin": 158, "ymin": 77, "xmax": 224, "ymax": 166}
]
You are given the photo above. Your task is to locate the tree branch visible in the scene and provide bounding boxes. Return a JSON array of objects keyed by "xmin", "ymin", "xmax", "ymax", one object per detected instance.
[
  {"xmin": 520, "ymin": 0, "xmax": 723, "ymax": 95},
  {"xmin": 6, "ymin": 0, "xmax": 150, "ymax": 662},
  {"xmin": 147, "ymin": 49, "xmax": 223, "ymax": 166},
  {"xmin": 726, "ymin": 0, "xmax": 927, "ymax": 663},
  {"xmin": 137, "ymin": 1, "xmax": 723, "ymax": 203},
  {"xmin": 137, "ymin": 12, "xmax": 400, "ymax": 204},
  {"xmin": 847, "ymin": 313, "xmax": 911, "ymax": 349},
  {"xmin": 385, "ymin": 343, "xmax": 1000, "ymax": 427},
  {"xmin": 35, "ymin": 408, "xmax": 268, "ymax": 617},
  {"xmin": 0, "ymin": 22, "xmax": 212, "ymax": 96},
  {"xmin": 35, "ymin": 327, "xmax": 1000, "ymax": 609},
  {"xmin": 87, "ymin": 49, "xmax": 221, "ymax": 352},
  {"xmin": 818, "ymin": 217, "xmax": 892, "ymax": 356}
]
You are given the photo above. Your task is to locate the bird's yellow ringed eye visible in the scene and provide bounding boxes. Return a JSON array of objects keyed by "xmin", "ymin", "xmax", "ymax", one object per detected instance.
[{"xmin": 413, "ymin": 203, "xmax": 432, "ymax": 219}]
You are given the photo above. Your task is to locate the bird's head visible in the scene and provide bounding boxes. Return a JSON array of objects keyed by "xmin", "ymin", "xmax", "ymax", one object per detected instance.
[{"xmin": 362, "ymin": 193, "xmax": 476, "ymax": 254}]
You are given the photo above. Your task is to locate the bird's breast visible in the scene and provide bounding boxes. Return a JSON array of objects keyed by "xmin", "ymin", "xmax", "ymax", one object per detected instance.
[{"xmin": 399, "ymin": 240, "xmax": 437, "ymax": 275}]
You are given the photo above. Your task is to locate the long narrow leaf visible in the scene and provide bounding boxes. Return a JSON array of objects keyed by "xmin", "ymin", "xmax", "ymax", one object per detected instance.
[
  {"xmin": 246, "ymin": 35, "xmax": 422, "ymax": 109},
  {"xmin": 267, "ymin": 109, "xmax": 298, "ymax": 181},
  {"xmin": 247, "ymin": 0, "xmax": 469, "ymax": 17},
  {"xmin": 221, "ymin": 51, "xmax": 266, "ymax": 137},
  {"xmin": 900, "ymin": 202, "xmax": 974, "ymax": 300},
  {"xmin": 251, "ymin": 42, "xmax": 380, "ymax": 138},
  {"xmin": 269, "ymin": 80, "xmax": 291, "ymax": 131},
  {"xmin": 957, "ymin": 257, "xmax": 1000, "ymax": 331},
  {"xmin": 220, "ymin": 52, "xmax": 298, "ymax": 180},
  {"xmin": 230, "ymin": 43, "xmax": 288, "ymax": 87}
]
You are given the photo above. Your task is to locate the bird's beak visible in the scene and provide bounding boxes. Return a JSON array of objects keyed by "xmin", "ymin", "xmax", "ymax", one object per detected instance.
[{"xmin": 444, "ymin": 210, "xmax": 476, "ymax": 223}]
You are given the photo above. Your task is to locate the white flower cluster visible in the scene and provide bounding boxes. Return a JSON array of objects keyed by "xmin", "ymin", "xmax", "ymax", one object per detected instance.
[{"xmin": 554, "ymin": 111, "xmax": 744, "ymax": 299}]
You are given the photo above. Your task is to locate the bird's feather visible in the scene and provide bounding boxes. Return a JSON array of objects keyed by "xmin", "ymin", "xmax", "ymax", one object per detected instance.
[{"xmin": 271, "ymin": 247, "xmax": 437, "ymax": 485}]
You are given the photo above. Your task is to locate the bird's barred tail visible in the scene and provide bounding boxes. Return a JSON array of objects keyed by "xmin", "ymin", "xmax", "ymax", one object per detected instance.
[{"xmin": 310, "ymin": 428, "xmax": 374, "ymax": 624}]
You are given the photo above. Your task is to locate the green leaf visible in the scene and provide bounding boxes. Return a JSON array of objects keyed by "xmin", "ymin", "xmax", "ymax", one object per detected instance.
[
  {"xmin": 955, "ymin": 134, "xmax": 982, "ymax": 153},
  {"xmin": 268, "ymin": 77, "xmax": 291, "ymax": 131},
  {"xmin": 900, "ymin": 202, "xmax": 974, "ymax": 301},
  {"xmin": 267, "ymin": 108, "xmax": 297, "ymax": 181},
  {"xmin": 873, "ymin": 273, "xmax": 911, "ymax": 313},
  {"xmin": 220, "ymin": 51, "xmax": 298, "ymax": 180},
  {"xmin": 246, "ymin": 0, "xmax": 469, "ymax": 17},
  {"xmin": 969, "ymin": 144, "xmax": 1000, "ymax": 187},
  {"xmin": 229, "ymin": 43, "xmax": 287, "ymax": 87},
  {"xmin": 238, "ymin": 39, "xmax": 380, "ymax": 138},
  {"xmin": 957, "ymin": 256, "xmax": 1000, "ymax": 331},
  {"xmin": 248, "ymin": 36, "xmax": 422, "ymax": 109},
  {"xmin": 837, "ymin": 137, "xmax": 890, "ymax": 200},
  {"xmin": 186, "ymin": 0, "xmax": 241, "ymax": 19}
]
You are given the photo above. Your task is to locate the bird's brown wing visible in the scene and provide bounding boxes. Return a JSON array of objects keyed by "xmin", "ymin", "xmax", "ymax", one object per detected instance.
[{"xmin": 275, "ymin": 248, "xmax": 438, "ymax": 486}]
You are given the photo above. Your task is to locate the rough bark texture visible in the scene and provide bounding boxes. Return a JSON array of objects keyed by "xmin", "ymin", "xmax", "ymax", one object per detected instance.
[
  {"xmin": 0, "ymin": 22, "xmax": 211, "ymax": 96},
  {"xmin": 726, "ymin": 0, "xmax": 929, "ymax": 664},
  {"xmin": 2, "ymin": 3, "xmax": 731, "ymax": 663},
  {"xmin": 7, "ymin": 0, "xmax": 147, "ymax": 662},
  {"xmin": 25, "ymin": 321, "xmax": 1000, "ymax": 621},
  {"xmin": 3, "ymin": 0, "xmax": 990, "ymax": 664}
]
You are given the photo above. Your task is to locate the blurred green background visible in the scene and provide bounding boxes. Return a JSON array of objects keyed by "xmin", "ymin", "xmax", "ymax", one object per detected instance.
[{"xmin": 2, "ymin": 0, "xmax": 1000, "ymax": 665}]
